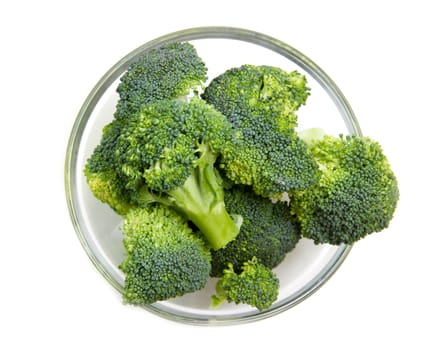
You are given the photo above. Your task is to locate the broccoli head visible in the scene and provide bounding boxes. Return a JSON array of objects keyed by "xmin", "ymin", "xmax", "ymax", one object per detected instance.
[
  {"xmin": 210, "ymin": 185, "xmax": 301, "ymax": 277},
  {"xmin": 202, "ymin": 64, "xmax": 309, "ymax": 130},
  {"xmin": 202, "ymin": 64, "xmax": 319, "ymax": 197},
  {"xmin": 211, "ymin": 257, "xmax": 280, "ymax": 311},
  {"xmin": 291, "ymin": 130, "xmax": 400, "ymax": 245},
  {"xmin": 115, "ymin": 41, "xmax": 208, "ymax": 120},
  {"xmin": 114, "ymin": 98, "xmax": 241, "ymax": 250},
  {"xmin": 120, "ymin": 205, "xmax": 211, "ymax": 305}
]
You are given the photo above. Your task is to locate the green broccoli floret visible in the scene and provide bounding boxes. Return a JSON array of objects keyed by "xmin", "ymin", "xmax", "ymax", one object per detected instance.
[
  {"xmin": 203, "ymin": 64, "xmax": 309, "ymax": 130},
  {"xmin": 114, "ymin": 98, "xmax": 241, "ymax": 250},
  {"xmin": 120, "ymin": 205, "xmax": 211, "ymax": 305},
  {"xmin": 211, "ymin": 257, "xmax": 280, "ymax": 311},
  {"xmin": 84, "ymin": 118, "xmax": 136, "ymax": 215},
  {"xmin": 291, "ymin": 129, "xmax": 400, "ymax": 245},
  {"xmin": 115, "ymin": 42, "xmax": 208, "ymax": 120},
  {"xmin": 210, "ymin": 185, "xmax": 301, "ymax": 277},
  {"xmin": 202, "ymin": 64, "xmax": 319, "ymax": 198},
  {"xmin": 84, "ymin": 41, "xmax": 208, "ymax": 214}
]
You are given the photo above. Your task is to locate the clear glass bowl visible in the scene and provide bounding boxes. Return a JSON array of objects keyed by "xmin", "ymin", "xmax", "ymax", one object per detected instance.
[{"xmin": 65, "ymin": 26, "xmax": 361, "ymax": 325}]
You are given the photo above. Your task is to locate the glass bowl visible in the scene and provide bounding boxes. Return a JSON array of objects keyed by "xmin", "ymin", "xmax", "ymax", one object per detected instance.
[{"xmin": 65, "ymin": 26, "xmax": 361, "ymax": 325}]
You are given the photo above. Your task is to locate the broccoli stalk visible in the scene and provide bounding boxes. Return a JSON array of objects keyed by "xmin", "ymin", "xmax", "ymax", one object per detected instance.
[{"xmin": 138, "ymin": 142, "xmax": 242, "ymax": 251}]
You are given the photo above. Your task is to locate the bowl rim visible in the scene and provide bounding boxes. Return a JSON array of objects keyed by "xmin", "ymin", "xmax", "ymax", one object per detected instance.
[{"xmin": 65, "ymin": 26, "xmax": 359, "ymax": 326}]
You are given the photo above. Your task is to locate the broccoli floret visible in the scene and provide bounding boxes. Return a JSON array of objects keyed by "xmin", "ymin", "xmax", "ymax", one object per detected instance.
[
  {"xmin": 203, "ymin": 64, "xmax": 309, "ymax": 130},
  {"xmin": 114, "ymin": 98, "xmax": 241, "ymax": 250},
  {"xmin": 202, "ymin": 64, "xmax": 319, "ymax": 197},
  {"xmin": 291, "ymin": 130, "xmax": 400, "ymax": 245},
  {"xmin": 120, "ymin": 205, "xmax": 211, "ymax": 305},
  {"xmin": 211, "ymin": 257, "xmax": 280, "ymax": 311},
  {"xmin": 210, "ymin": 185, "xmax": 301, "ymax": 277},
  {"xmin": 115, "ymin": 42, "xmax": 207, "ymax": 120},
  {"xmin": 84, "ymin": 119, "xmax": 136, "ymax": 215},
  {"xmin": 84, "ymin": 41, "xmax": 207, "ymax": 214}
]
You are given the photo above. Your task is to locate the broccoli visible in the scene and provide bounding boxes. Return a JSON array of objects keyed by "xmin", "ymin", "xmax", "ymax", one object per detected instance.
[
  {"xmin": 202, "ymin": 64, "xmax": 319, "ymax": 198},
  {"xmin": 211, "ymin": 257, "xmax": 280, "ymax": 311},
  {"xmin": 203, "ymin": 64, "xmax": 309, "ymax": 130},
  {"xmin": 115, "ymin": 41, "xmax": 208, "ymax": 120},
  {"xmin": 83, "ymin": 40, "xmax": 401, "ymax": 310},
  {"xmin": 114, "ymin": 98, "xmax": 241, "ymax": 250},
  {"xmin": 120, "ymin": 205, "xmax": 211, "ymax": 304},
  {"xmin": 210, "ymin": 184, "xmax": 301, "ymax": 277},
  {"xmin": 84, "ymin": 42, "xmax": 208, "ymax": 215},
  {"xmin": 84, "ymin": 118, "xmax": 136, "ymax": 215},
  {"xmin": 290, "ymin": 129, "xmax": 400, "ymax": 245}
]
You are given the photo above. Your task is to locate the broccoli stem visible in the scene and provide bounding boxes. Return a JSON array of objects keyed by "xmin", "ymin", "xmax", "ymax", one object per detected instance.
[
  {"xmin": 168, "ymin": 161, "xmax": 241, "ymax": 250},
  {"xmin": 136, "ymin": 143, "xmax": 242, "ymax": 250}
]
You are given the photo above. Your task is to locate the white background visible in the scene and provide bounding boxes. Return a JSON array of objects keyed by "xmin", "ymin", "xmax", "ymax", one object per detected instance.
[{"xmin": 1, "ymin": 1, "xmax": 438, "ymax": 349}]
